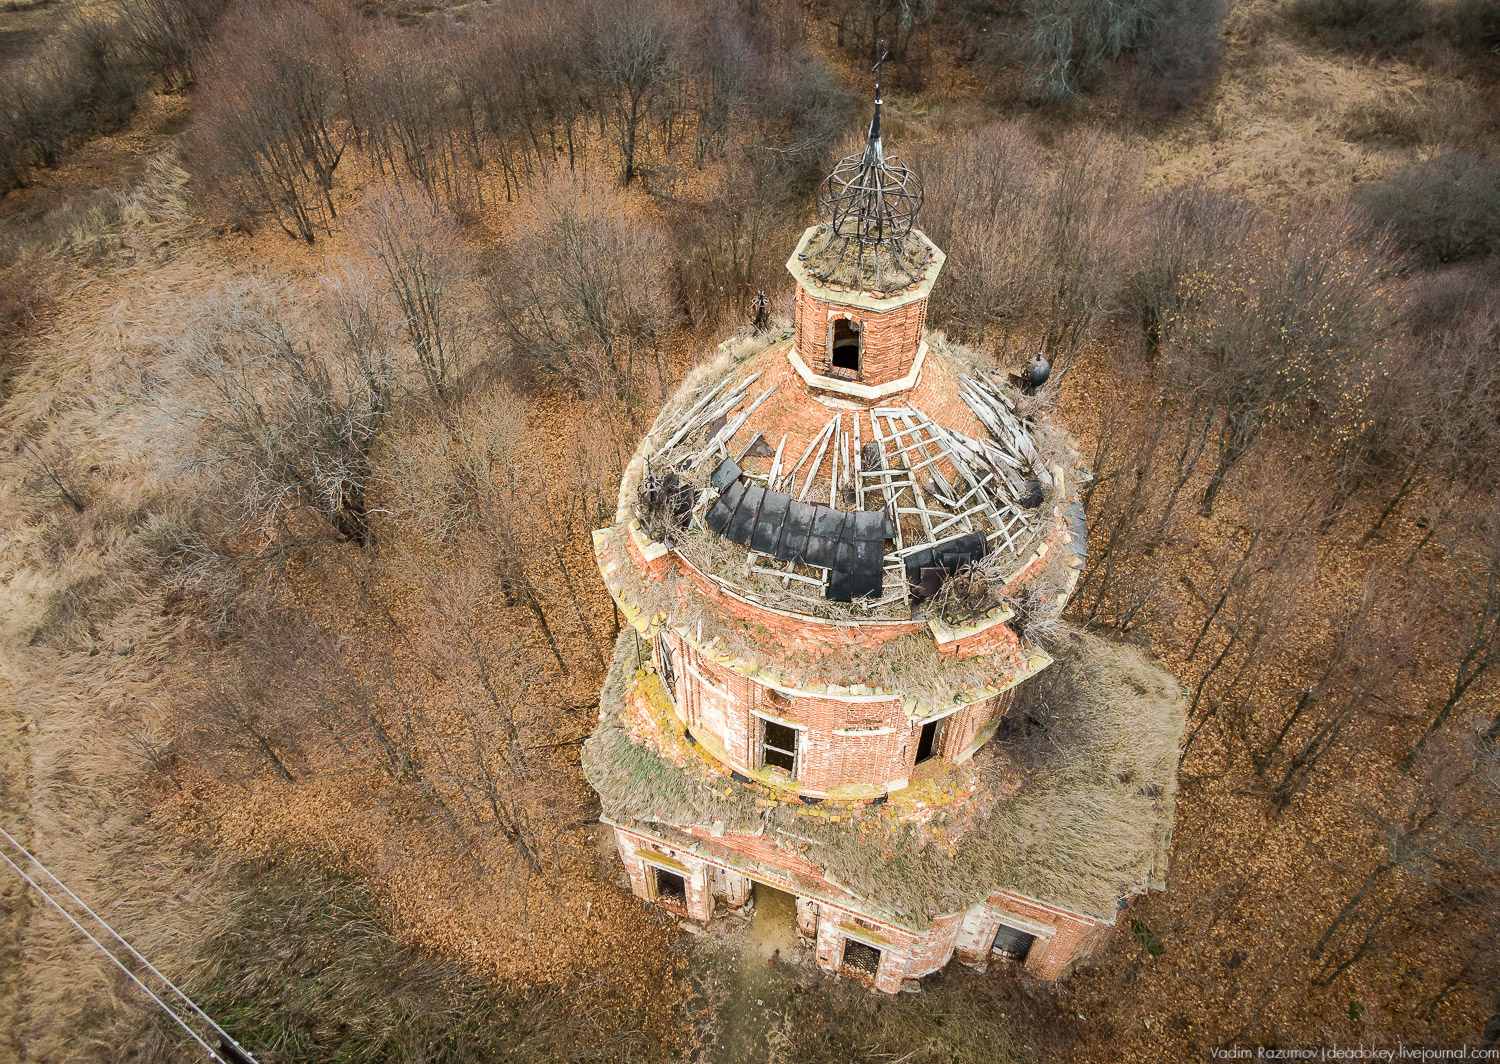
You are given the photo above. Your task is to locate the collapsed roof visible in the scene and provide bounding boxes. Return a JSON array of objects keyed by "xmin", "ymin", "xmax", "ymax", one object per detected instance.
[{"xmin": 634, "ymin": 336, "xmax": 1069, "ymax": 617}]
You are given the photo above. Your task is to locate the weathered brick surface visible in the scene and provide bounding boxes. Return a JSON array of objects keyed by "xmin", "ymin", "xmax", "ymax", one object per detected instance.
[
  {"xmin": 614, "ymin": 829, "xmax": 714, "ymax": 922},
  {"xmin": 665, "ymin": 628, "xmax": 1000, "ymax": 792},
  {"xmin": 793, "ymin": 286, "xmax": 929, "ymax": 388},
  {"xmin": 936, "ymin": 615, "xmax": 1026, "ymax": 661},
  {"xmin": 933, "ymin": 691, "xmax": 1012, "ymax": 763},
  {"xmin": 952, "ymin": 889, "xmax": 1105, "ymax": 978},
  {"xmin": 796, "ymin": 897, "xmax": 819, "ymax": 938},
  {"xmin": 710, "ymin": 866, "xmax": 753, "ymax": 908},
  {"xmin": 590, "ymin": 229, "xmax": 1124, "ymax": 996},
  {"xmin": 674, "ymin": 553, "xmax": 922, "ymax": 649},
  {"xmin": 612, "ymin": 820, "xmax": 1111, "ymax": 992}
]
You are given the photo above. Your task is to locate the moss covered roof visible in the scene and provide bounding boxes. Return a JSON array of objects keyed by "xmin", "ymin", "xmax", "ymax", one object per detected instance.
[{"xmin": 582, "ymin": 627, "xmax": 1185, "ymax": 926}]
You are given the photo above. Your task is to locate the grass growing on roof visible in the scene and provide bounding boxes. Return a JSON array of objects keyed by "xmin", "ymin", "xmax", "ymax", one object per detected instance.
[{"xmin": 584, "ymin": 627, "xmax": 1184, "ymax": 925}]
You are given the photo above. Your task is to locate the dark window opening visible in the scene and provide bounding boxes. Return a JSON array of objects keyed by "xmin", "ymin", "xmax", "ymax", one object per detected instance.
[
  {"xmin": 915, "ymin": 719, "xmax": 941, "ymax": 764},
  {"xmin": 992, "ymin": 923, "xmax": 1036, "ymax": 961},
  {"xmin": 760, "ymin": 718, "xmax": 798, "ymax": 777},
  {"xmin": 654, "ymin": 867, "xmax": 687, "ymax": 906},
  {"xmin": 830, "ymin": 319, "xmax": 861, "ymax": 372},
  {"xmin": 842, "ymin": 938, "xmax": 882, "ymax": 977}
]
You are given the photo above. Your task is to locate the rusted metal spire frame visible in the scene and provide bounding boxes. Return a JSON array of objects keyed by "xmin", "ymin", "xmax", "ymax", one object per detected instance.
[{"xmin": 806, "ymin": 43, "xmax": 926, "ymax": 291}]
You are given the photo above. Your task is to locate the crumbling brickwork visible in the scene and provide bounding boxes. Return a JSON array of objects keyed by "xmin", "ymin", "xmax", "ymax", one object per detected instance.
[{"xmin": 792, "ymin": 285, "xmax": 929, "ymax": 388}]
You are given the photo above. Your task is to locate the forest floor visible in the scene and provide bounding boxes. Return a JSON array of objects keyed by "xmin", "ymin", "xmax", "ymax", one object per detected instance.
[{"xmin": 0, "ymin": 2, "xmax": 1496, "ymax": 1062}]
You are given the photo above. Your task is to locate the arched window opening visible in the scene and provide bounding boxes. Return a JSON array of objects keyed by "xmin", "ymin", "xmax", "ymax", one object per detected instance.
[{"xmin": 830, "ymin": 318, "xmax": 862, "ymax": 372}]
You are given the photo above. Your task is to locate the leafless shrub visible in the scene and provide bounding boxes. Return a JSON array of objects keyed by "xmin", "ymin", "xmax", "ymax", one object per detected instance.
[
  {"xmin": 0, "ymin": 15, "xmax": 148, "ymax": 193},
  {"xmin": 1123, "ymin": 185, "xmax": 1257, "ymax": 361},
  {"xmin": 111, "ymin": 0, "xmax": 228, "ymax": 90},
  {"xmin": 351, "ymin": 190, "xmax": 477, "ymax": 406},
  {"xmin": 169, "ymin": 280, "xmax": 396, "ymax": 547},
  {"xmin": 1162, "ymin": 207, "xmax": 1391, "ymax": 516},
  {"xmin": 919, "ymin": 122, "xmax": 1136, "ymax": 379},
  {"xmin": 587, "ymin": 0, "xmax": 688, "ymax": 186},
  {"xmin": 490, "ymin": 176, "xmax": 675, "ymax": 406},
  {"xmin": 187, "ymin": 1, "xmax": 348, "ymax": 241},
  {"xmin": 1359, "ymin": 152, "xmax": 1500, "ymax": 266},
  {"xmin": 1126, "ymin": 0, "xmax": 1227, "ymax": 114}
]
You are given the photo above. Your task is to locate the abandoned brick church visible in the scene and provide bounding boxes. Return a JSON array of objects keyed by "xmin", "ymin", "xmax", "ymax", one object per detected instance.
[{"xmin": 582, "ymin": 87, "xmax": 1185, "ymax": 994}]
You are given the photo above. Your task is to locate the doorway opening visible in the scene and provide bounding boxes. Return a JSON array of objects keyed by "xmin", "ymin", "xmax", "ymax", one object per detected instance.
[
  {"xmin": 830, "ymin": 319, "xmax": 861, "ymax": 372},
  {"xmin": 992, "ymin": 922, "xmax": 1036, "ymax": 961},
  {"xmin": 654, "ymin": 867, "xmax": 687, "ymax": 906},
  {"xmin": 842, "ymin": 938, "xmax": 882, "ymax": 978},
  {"xmin": 747, "ymin": 883, "xmax": 799, "ymax": 961},
  {"xmin": 915, "ymin": 719, "xmax": 941, "ymax": 764}
]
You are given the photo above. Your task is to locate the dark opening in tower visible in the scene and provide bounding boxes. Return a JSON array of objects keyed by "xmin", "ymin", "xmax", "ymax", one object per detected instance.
[
  {"xmin": 842, "ymin": 938, "xmax": 882, "ymax": 978},
  {"xmin": 915, "ymin": 719, "xmax": 941, "ymax": 764},
  {"xmin": 654, "ymin": 867, "xmax": 687, "ymax": 906},
  {"xmin": 760, "ymin": 718, "xmax": 799, "ymax": 777},
  {"xmin": 830, "ymin": 318, "xmax": 862, "ymax": 372},
  {"xmin": 992, "ymin": 923, "xmax": 1036, "ymax": 961}
]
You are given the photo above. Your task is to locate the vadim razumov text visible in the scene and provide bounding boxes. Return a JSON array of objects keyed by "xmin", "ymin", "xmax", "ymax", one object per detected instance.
[{"xmin": 1210, "ymin": 1047, "xmax": 1500, "ymax": 1061}]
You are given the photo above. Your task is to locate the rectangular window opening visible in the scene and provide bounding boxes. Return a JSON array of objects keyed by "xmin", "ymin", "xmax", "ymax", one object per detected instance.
[
  {"xmin": 654, "ymin": 867, "xmax": 687, "ymax": 906},
  {"xmin": 760, "ymin": 718, "xmax": 798, "ymax": 777},
  {"xmin": 915, "ymin": 719, "xmax": 941, "ymax": 764},
  {"xmin": 842, "ymin": 938, "xmax": 882, "ymax": 978},
  {"xmin": 830, "ymin": 319, "xmax": 861, "ymax": 372},
  {"xmin": 992, "ymin": 923, "xmax": 1036, "ymax": 961}
]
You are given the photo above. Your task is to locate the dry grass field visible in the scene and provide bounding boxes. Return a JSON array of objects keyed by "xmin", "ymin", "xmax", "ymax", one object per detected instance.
[{"xmin": 1, "ymin": 0, "xmax": 1497, "ymax": 1061}]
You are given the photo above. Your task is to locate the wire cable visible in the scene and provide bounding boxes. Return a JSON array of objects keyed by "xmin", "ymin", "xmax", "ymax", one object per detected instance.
[{"xmin": 0, "ymin": 825, "xmax": 259, "ymax": 1064}]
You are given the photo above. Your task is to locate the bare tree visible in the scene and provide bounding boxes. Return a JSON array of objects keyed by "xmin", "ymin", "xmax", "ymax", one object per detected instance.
[
  {"xmin": 189, "ymin": 2, "xmax": 348, "ymax": 241},
  {"xmin": 1122, "ymin": 185, "xmax": 1257, "ymax": 361},
  {"xmin": 173, "ymin": 281, "xmax": 396, "ymax": 547},
  {"xmin": 1162, "ymin": 208, "xmax": 1389, "ymax": 516},
  {"xmin": 1254, "ymin": 571, "xmax": 1407, "ymax": 814},
  {"xmin": 919, "ymin": 121, "xmax": 1135, "ymax": 378},
  {"xmin": 588, "ymin": 0, "xmax": 686, "ymax": 185},
  {"xmin": 490, "ymin": 177, "xmax": 673, "ymax": 405},
  {"xmin": 1404, "ymin": 508, "xmax": 1500, "ymax": 768},
  {"xmin": 353, "ymin": 190, "xmax": 476, "ymax": 406}
]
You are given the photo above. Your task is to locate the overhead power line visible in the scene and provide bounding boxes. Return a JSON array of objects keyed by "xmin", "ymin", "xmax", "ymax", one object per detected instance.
[{"xmin": 0, "ymin": 825, "xmax": 259, "ymax": 1064}]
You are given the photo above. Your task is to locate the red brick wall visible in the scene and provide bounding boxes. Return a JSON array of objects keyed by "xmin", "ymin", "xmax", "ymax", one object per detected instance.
[
  {"xmin": 952, "ymin": 889, "xmax": 1104, "ymax": 979},
  {"xmin": 674, "ymin": 553, "xmax": 923, "ymax": 649},
  {"xmin": 935, "ymin": 690, "xmax": 1012, "ymax": 762},
  {"xmin": 793, "ymin": 285, "xmax": 929, "ymax": 388},
  {"xmin": 665, "ymin": 629, "xmax": 911, "ymax": 791},
  {"xmin": 614, "ymin": 830, "xmax": 714, "ymax": 922},
  {"xmin": 939, "ymin": 616, "xmax": 1026, "ymax": 661},
  {"xmin": 615, "ymin": 822, "xmax": 1103, "ymax": 990},
  {"xmin": 661, "ymin": 630, "xmax": 1021, "ymax": 792}
]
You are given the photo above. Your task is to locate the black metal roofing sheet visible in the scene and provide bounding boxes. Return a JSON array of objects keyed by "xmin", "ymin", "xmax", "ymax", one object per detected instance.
[
  {"xmin": 710, "ymin": 457, "xmax": 742, "ymax": 492},
  {"xmin": 726, "ymin": 484, "xmax": 765, "ymax": 543},
  {"xmin": 751, "ymin": 492, "xmax": 790, "ymax": 554},
  {"xmin": 703, "ymin": 474, "xmax": 887, "ymax": 602}
]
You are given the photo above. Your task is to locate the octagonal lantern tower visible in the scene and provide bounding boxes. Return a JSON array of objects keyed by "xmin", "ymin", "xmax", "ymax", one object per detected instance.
[{"xmin": 582, "ymin": 89, "xmax": 1184, "ymax": 994}]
